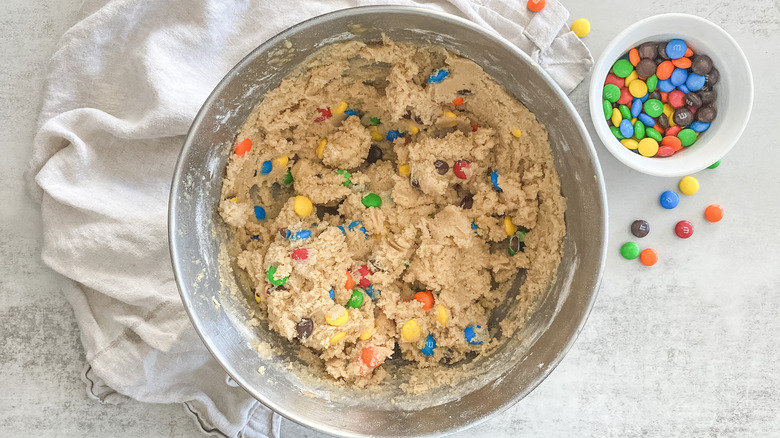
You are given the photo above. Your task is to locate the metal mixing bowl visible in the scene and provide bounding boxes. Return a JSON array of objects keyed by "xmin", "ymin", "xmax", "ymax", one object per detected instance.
[{"xmin": 170, "ymin": 6, "xmax": 607, "ymax": 437}]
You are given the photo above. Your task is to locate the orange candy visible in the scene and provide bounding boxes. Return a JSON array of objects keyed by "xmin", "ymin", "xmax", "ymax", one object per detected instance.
[
  {"xmin": 413, "ymin": 291, "xmax": 435, "ymax": 311},
  {"xmin": 672, "ymin": 57, "xmax": 692, "ymax": 69},
  {"xmin": 640, "ymin": 248, "xmax": 658, "ymax": 266},
  {"xmin": 684, "ymin": 47, "xmax": 694, "ymax": 57},
  {"xmin": 527, "ymin": 0, "xmax": 545, "ymax": 12},
  {"xmin": 660, "ymin": 91, "xmax": 669, "ymax": 103},
  {"xmin": 661, "ymin": 136, "xmax": 682, "ymax": 150},
  {"xmin": 656, "ymin": 60, "xmax": 675, "ymax": 80},
  {"xmin": 452, "ymin": 97, "xmax": 464, "ymax": 106},
  {"xmin": 345, "ymin": 271, "xmax": 354, "ymax": 290},
  {"xmin": 629, "ymin": 48, "xmax": 641, "ymax": 66},
  {"xmin": 361, "ymin": 346, "xmax": 381, "ymax": 368},
  {"xmin": 705, "ymin": 204, "xmax": 724, "ymax": 222},
  {"xmin": 234, "ymin": 138, "xmax": 252, "ymax": 157}
]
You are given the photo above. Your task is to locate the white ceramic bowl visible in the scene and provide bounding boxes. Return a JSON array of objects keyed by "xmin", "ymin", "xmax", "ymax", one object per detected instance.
[{"xmin": 589, "ymin": 13, "xmax": 753, "ymax": 177}]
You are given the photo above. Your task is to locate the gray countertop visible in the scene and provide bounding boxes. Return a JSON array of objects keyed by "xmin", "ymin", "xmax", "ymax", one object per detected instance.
[{"xmin": 2, "ymin": 0, "xmax": 778, "ymax": 436}]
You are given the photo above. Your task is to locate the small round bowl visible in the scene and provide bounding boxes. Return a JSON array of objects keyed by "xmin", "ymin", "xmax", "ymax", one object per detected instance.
[{"xmin": 589, "ymin": 13, "xmax": 753, "ymax": 177}]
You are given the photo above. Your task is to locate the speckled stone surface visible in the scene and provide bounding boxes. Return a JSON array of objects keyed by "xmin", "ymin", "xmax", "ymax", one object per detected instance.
[{"xmin": 2, "ymin": 0, "xmax": 778, "ymax": 436}]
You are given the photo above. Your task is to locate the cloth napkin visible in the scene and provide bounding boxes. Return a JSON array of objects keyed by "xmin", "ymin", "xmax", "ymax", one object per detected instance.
[{"xmin": 25, "ymin": 0, "xmax": 592, "ymax": 436}]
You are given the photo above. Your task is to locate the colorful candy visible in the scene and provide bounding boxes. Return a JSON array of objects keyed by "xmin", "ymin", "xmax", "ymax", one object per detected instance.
[
  {"xmin": 464, "ymin": 325, "xmax": 484, "ymax": 345},
  {"xmin": 453, "ymin": 160, "xmax": 472, "ymax": 179},
  {"xmin": 527, "ymin": 0, "xmax": 545, "ymax": 12},
  {"xmin": 296, "ymin": 318, "xmax": 313, "ymax": 340},
  {"xmin": 254, "ymin": 206, "xmax": 266, "ymax": 220},
  {"xmin": 620, "ymin": 242, "xmax": 640, "ymax": 260},
  {"xmin": 421, "ymin": 334, "xmax": 437, "ymax": 356},
  {"xmin": 708, "ymin": 159, "xmax": 721, "ymax": 169},
  {"xmin": 413, "ymin": 291, "xmax": 434, "ymax": 311},
  {"xmin": 571, "ymin": 18, "xmax": 590, "ymax": 38},
  {"xmin": 675, "ymin": 220, "xmax": 694, "ymax": 238},
  {"xmin": 346, "ymin": 290, "xmax": 364, "ymax": 309},
  {"xmin": 325, "ymin": 306, "xmax": 349, "ymax": 326},
  {"xmin": 260, "ymin": 160, "xmax": 273, "ymax": 175},
  {"xmin": 357, "ymin": 265, "xmax": 373, "ymax": 287},
  {"xmin": 491, "ymin": 170, "xmax": 502, "ymax": 191},
  {"xmin": 428, "ymin": 69, "xmax": 449, "ymax": 83},
  {"xmin": 234, "ymin": 138, "xmax": 252, "ymax": 157},
  {"xmin": 361, "ymin": 193, "xmax": 382, "ymax": 208},
  {"xmin": 705, "ymin": 204, "xmax": 724, "ymax": 222},
  {"xmin": 265, "ymin": 265, "xmax": 288, "ymax": 286},
  {"xmin": 679, "ymin": 176, "xmax": 699, "ymax": 195},
  {"xmin": 291, "ymin": 248, "xmax": 308, "ymax": 261},
  {"xmin": 401, "ymin": 319, "xmax": 421, "ymax": 342},
  {"xmin": 329, "ymin": 331, "xmax": 346, "ymax": 344},
  {"xmin": 293, "ymin": 195, "xmax": 313, "ymax": 217},
  {"xmin": 639, "ymin": 248, "xmax": 658, "ymax": 266},
  {"xmin": 659, "ymin": 190, "xmax": 679, "ymax": 209},
  {"xmin": 315, "ymin": 108, "xmax": 332, "ymax": 122},
  {"xmin": 631, "ymin": 219, "xmax": 650, "ymax": 238},
  {"xmin": 436, "ymin": 305, "xmax": 449, "ymax": 326}
]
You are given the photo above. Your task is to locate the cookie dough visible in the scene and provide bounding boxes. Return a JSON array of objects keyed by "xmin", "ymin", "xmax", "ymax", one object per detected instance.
[{"xmin": 219, "ymin": 38, "xmax": 566, "ymax": 388}]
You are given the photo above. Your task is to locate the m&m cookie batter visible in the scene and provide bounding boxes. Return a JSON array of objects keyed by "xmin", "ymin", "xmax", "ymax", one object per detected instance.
[{"xmin": 219, "ymin": 39, "xmax": 565, "ymax": 387}]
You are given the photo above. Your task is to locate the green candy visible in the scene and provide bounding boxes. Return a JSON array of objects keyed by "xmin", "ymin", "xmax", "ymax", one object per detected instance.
[
  {"xmin": 708, "ymin": 159, "xmax": 722, "ymax": 169},
  {"xmin": 336, "ymin": 169, "xmax": 351, "ymax": 187},
  {"xmin": 620, "ymin": 242, "xmax": 640, "ymax": 260},
  {"xmin": 369, "ymin": 117, "xmax": 381, "ymax": 126},
  {"xmin": 646, "ymin": 74, "xmax": 658, "ymax": 93},
  {"xmin": 643, "ymin": 99, "xmax": 664, "ymax": 117},
  {"xmin": 346, "ymin": 290, "xmax": 364, "ymax": 309},
  {"xmin": 612, "ymin": 59, "xmax": 634, "ymax": 78},
  {"xmin": 646, "ymin": 127, "xmax": 662, "ymax": 142},
  {"xmin": 619, "ymin": 104, "xmax": 631, "ymax": 120},
  {"xmin": 361, "ymin": 193, "xmax": 382, "ymax": 208},
  {"xmin": 282, "ymin": 169, "xmax": 293, "ymax": 186},
  {"xmin": 634, "ymin": 120, "xmax": 646, "ymax": 140},
  {"xmin": 610, "ymin": 125, "xmax": 625, "ymax": 140},
  {"xmin": 603, "ymin": 100, "xmax": 612, "ymax": 119},
  {"xmin": 266, "ymin": 265, "xmax": 289, "ymax": 286},
  {"xmin": 678, "ymin": 129, "xmax": 697, "ymax": 147},
  {"xmin": 603, "ymin": 84, "xmax": 621, "ymax": 103}
]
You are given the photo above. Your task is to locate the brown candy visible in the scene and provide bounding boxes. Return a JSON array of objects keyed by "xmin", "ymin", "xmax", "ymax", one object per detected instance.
[
  {"xmin": 673, "ymin": 108, "xmax": 694, "ymax": 127},
  {"xmin": 296, "ymin": 318, "xmax": 314, "ymax": 340},
  {"xmin": 658, "ymin": 113, "xmax": 670, "ymax": 130},
  {"xmin": 691, "ymin": 54, "xmax": 713, "ymax": 75},
  {"xmin": 657, "ymin": 42, "xmax": 670, "ymax": 60},
  {"xmin": 366, "ymin": 144, "xmax": 383, "ymax": 164},
  {"xmin": 696, "ymin": 106, "xmax": 717, "ymax": 123},
  {"xmin": 647, "ymin": 90, "xmax": 662, "ymax": 101},
  {"xmin": 459, "ymin": 195, "xmax": 473, "ymax": 210},
  {"xmin": 684, "ymin": 92, "xmax": 702, "ymax": 108},
  {"xmin": 705, "ymin": 67, "xmax": 719, "ymax": 86},
  {"xmin": 636, "ymin": 59, "xmax": 657, "ymax": 78},
  {"xmin": 700, "ymin": 90, "xmax": 717, "ymax": 105},
  {"xmin": 638, "ymin": 42, "xmax": 657, "ymax": 59},
  {"xmin": 434, "ymin": 160, "xmax": 449, "ymax": 175},
  {"xmin": 631, "ymin": 220, "xmax": 650, "ymax": 238}
]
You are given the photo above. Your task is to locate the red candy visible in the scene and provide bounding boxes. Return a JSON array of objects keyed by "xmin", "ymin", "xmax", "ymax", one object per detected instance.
[
  {"xmin": 315, "ymin": 108, "xmax": 332, "ymax": 122},
  {"xmin": 604, "ymin": 73, "xmax": 624, "ymax": 88},
  {"xmin": 668, "ymin": 90, "xmax": 686, "ymax": 108},
  {"xmin": 617, "ymin": 87, "xmax": 633, "ymax": 105},
  {"xmin": 666, "ymin": 126, "xmax": 682, "ymax": 137},
  {"xmin": 357, "ymin": 264, "xmax": 373, "ymax": 287},
  {"xmin": 656, "ymin": 145, "xmax": 675, "ymax": 157},
  {"xmin": 291, "ymin": 248, "xmax": 309, "ymax": 261},
  {"xmin": 675, "ymin": 220, "xmax": 694, "ymax": 238},
  {"xmin": 453, "ymin": 160, "xmax": 472, "ymax": 179},
  {"xmin": 660, "ymin": 91, "xmax": 669, "ymax": 103}
]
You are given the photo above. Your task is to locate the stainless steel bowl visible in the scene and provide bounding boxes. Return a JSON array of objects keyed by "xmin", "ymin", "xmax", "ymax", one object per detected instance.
[{"xmin": 170, "ymin": 6, "xmax": 607, "ymax": 437}]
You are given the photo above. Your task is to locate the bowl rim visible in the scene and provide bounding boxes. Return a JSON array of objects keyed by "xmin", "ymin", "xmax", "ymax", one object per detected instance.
[
  {"xmin": 588, "ymin": 12, "xmax": 754, "ymax": 177},
  {"xmin": 170, "ymin": 5, "xmax": 608, "ymax": 437}
]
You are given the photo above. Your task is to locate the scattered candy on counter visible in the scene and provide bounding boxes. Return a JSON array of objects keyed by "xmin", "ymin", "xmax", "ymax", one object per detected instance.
[
  {"xmin": 631, "ymin": 219, "xmax": 650, "ymax": 238},
  {"xmin": 675, "ymin": 220, "xmax": 694, "ymax": 239},
  {"xmin": 705, "ymin": 204, "xmax": 724, "ymax": 222},
  {"xmin": 660, "ymin": 190, "xmax": 680, "ymax": 209},
  {"xmin": 620, "ymin": 242, "xmax": 640, "ymax": 260},
  {"xmin": 603, "ymin": 39, "xmax": 719, "ymax": 157},
  {"xmin": 708, "ymin": 159, "xmax": 721, "ymax": 169},
  {"xmin": 421, "ymin": 334, "xmax": 437, "ymax": 356},
  {"xmin": 527, "ymin": 0, "xmax": 545, "ymax": 12},
  {"xmin": 639, "ymin": 248, "xmax": 658, "ymax": 266},
  {"xmin": 679, "ymin": 175, "xmax": 699, "ymax": 195},
  {"xmin": 572, "ymin": 18, "xmax": 590, "ymax": 38}
]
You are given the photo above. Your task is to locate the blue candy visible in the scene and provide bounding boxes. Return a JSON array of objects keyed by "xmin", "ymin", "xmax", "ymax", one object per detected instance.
[
  {"xmin": 260, "ymin": 160, "xmax": 272, "ymax": 175},
  {"xmin": 690, "ymin": 121, "xmax": 711, "ymax": 132},
  {"xmin": 251, "ymin": 235, "xmax": 260, "ymax": 241},
  {"xmin": 685, "ymin": 73, "xmax": 706, "ymax": 91},
  {"xmin": 631, "ymin": 98, "xmax": 643, "ymax": 118},
  {"xmin": 670, "ymin": 68, "xmax": 689, "ymax": 87},
  {"xmin": 464, "ymin": 325, "xmax": 483, "ymax": 345},
  {"xmin": 329, "ymin": 288, "xmax": 335, "ymax": 300},
  {"xmin": 677, "ymin": 84, "xmax": 690, "ymax": 94},
  {"xmin": 490, "ymin": 170, "xmax": 502, "ymax": 192},
  {"xmin": 639, "ymin": 93, "xmax": 649, "ymax": 102},
  {"xmin": 337, "ymin": 225, "xmax": 345, "ymax": 235},
  {"xmin": 619, "ymin": 119, "xmax": 634, "ymax": 138},
  {"xmin": 660, "ymin": 190, "xmax": 680, "ymax": 209},
  {"xmin": 254, "ymin": 206, "xmax": 266, "ymax": 220},
  {"xmin": 348, "ymin": 221, "xmax": 361, "ymax": 230},
  {"xmin": 665, "ymin": 39, "xmax": 687, "ymax": 59},
  {"xmin": 421, "ymin": 334, "xmax": 437, "ymax": 356},
  {"xmin": 344, "ymin": 109, "xmax": 358, "ymax": 117},
  {"xmin": 657, "ymin": 78, "xmax": 675, "ymax": 93},
  {"xmin": 386, "ymin": 130, "xmax": 402, "ymax": 141},
  {"xmin": 638, "ymin": 113, "xmax": 655, "ymax": 127},
  {"xmin": 471, "ymin": 222, "xmax": 478, "ymax": 230},
  {"xmin": 365, "ymin": 285, "xmax": 378, "ymax": 300},
  {"xmin": 428, "ymin": 69, "xmax": 449, "ymax": 83},
  {"xmin": 291, "ymin": 230, "xmax": 311, "ymax": 240}
]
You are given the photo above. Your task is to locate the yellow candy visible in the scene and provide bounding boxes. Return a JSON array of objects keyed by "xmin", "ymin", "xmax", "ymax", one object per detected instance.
[
  {"xmin": 408, "ymin": 124, "xmax": 419, "ymax": 135},
  {"xmin": 273, "ymin": 155, "xmax": 289, "ymax": 167},
  {"xmin": 571, "ymin": 18, "xmax": 590, "ymax": 38},
  {"xmin": 329, "ymin": 331, "xmax": 346, "ymax": 344},
  {"xmin": 359, "ymin": 327, "xmax": 374, "ymax": 341},
  {"xmin": 611, "ymin": 108, "xmax": 622, "ymax": 127},
  {"xmin": 631, "ymin": 117, "xmax": 638, "ymax": 124},
  {"xmin": 504, "ymin": 216, "xmax": 517, "ymax": 236},
  {"xmin": 442, "ymin": 111, "xmax": 457, "ymax": 119},
  {"xmin": 679, "ymin": 176, "xmax": 700, "ymax": 196},
  {"xmin": 511, "ymin": 128, "xmax": 523, "ymax": 138},
  {"xmin": 401, "ymin": 319, "xmax": 421, "ymax": 342},
  {"xmin": 624, "ymin": 71, "xmax": 639, "ymax": 87},
  {"xmin": 293, "ymin": 195, "xmax": 313, "ymax": 218},
  {"xmin": 398, "ymin": 163, "xmax": 411, "ymax": 177},
  {"xmin": 334, "ymin": 101, "xmax": 348, "ymax": 115},
  {"xmin": 316, "ymin": 139, "xmax": 327, "ymax": 159},
  {"xmin": 254, "ymin": 291, "xmax": 262, "ymax": 303},
  {"xmin": 369, "ymin": 126, "xmax": 384, "ymax": 141},
  {"xmin": 325, "ymin": 307, "xmax": 349, "ymax": 326},
  {"xmin": 662, "ymin": 104, "xmax": 677, "ymax": 127},
  {"xmin": 638, "ymin": 138, "xmax": 659, "ymax": 157},
  {"xmin": 229, "ymin": 197, "xmax": 238, "ymax": 203},
  {"xmin": 436, "ymin": 305, "xmax": 449, "ymax": 326},
  {"xmin": 621, "ymin": 139, "xmax": 639, "ymax": 150},
  {"xmin": 629, "ymin": 80, "xmax": 648, "ymax": 98}
]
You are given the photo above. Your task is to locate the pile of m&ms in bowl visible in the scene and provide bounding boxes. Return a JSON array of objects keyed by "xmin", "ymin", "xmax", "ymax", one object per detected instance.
[{"xmin": 601, "ymin": 38, "xmax": 719, "ymax": 158}]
